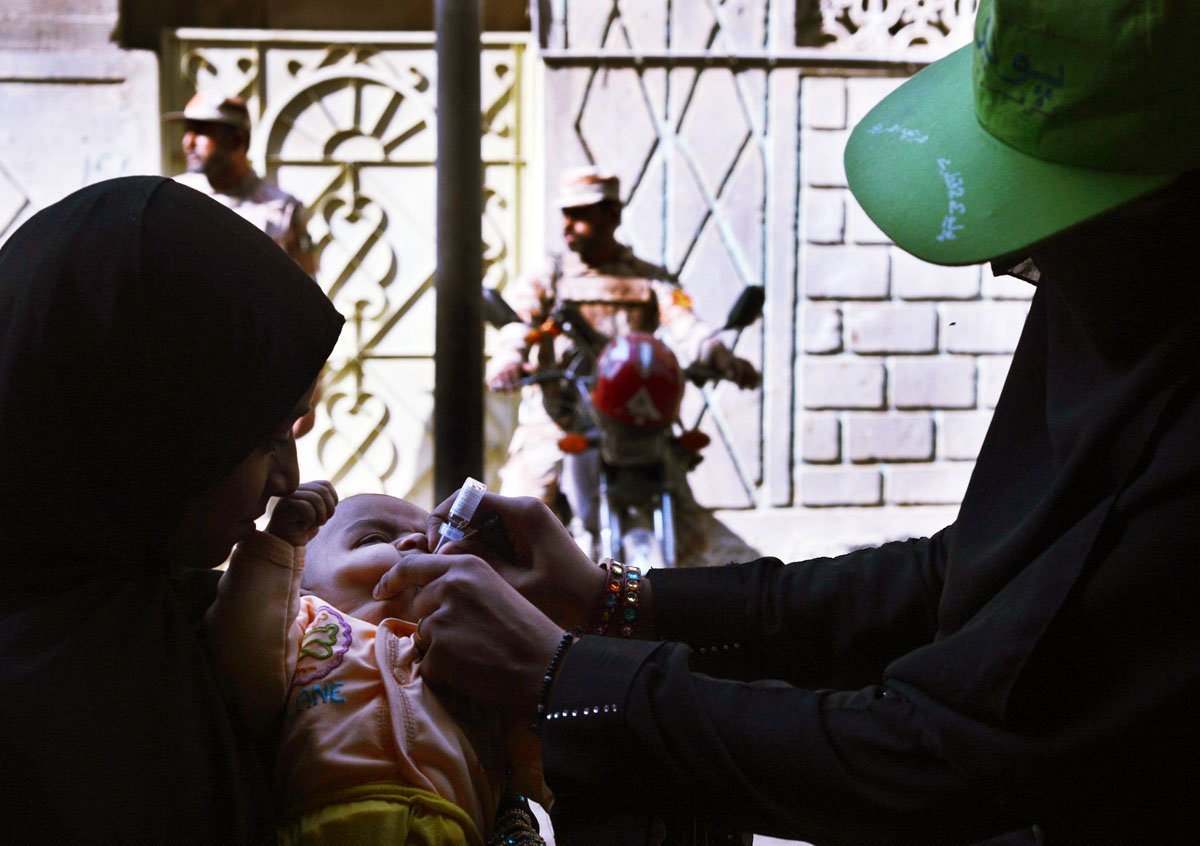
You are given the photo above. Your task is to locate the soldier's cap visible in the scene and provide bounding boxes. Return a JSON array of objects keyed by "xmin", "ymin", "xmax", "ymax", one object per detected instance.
[
  {"xmin": 163, "ymin": 91, "xmax": 251, "ymax": 130},
  {"xmin": 557, "ymin": 167, "xmax": 621, "ymax": 210},
  {"xmin": 844, "ymin": 0, "xmax": 1200, "ymax": 267}
]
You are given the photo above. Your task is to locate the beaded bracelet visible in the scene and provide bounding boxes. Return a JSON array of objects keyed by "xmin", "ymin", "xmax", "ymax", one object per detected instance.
[
  {"xmin": 487, "ymin": 797, "xmax": 545, "ymax": 846},
  {"xmin": 532, "ymin": 629, "xmax": 576, "ymax": 734},
  {"xmin": 593, "ymin": 558, "xmax": 642, "ymax": 638}
]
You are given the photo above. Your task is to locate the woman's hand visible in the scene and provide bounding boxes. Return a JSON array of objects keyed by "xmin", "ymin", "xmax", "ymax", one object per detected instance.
[
  {"xmin": 417, "ymin": 491, "xmax": 609, "ymax": 632},
  {"xmin": 264, "ymin": 480, "xmax": 337, "ymax": 547},
  {"xmin": 379, "ymin": 549, "xmax": 566, "ymax": 725}
]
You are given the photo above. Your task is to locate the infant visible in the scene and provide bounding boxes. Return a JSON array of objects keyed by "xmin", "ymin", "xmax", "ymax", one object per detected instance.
[{"xmin": 205, "ymin": 483, "xmax": 546, "ymax": 846}]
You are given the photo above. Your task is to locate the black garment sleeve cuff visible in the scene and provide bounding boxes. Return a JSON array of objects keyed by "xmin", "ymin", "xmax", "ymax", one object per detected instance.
[
  {"xmin": 542, "ymin": 634, "xmax": 663, "ymax": 792},
  {"xmin": 648, "ymin": 558, "xmax": 784, "ymax": 680}
]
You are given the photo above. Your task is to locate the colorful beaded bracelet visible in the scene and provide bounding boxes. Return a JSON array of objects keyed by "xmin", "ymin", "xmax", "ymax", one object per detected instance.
[{"xmin": 593, "ymin": 558, "xmax": 642, "ymax": 638}]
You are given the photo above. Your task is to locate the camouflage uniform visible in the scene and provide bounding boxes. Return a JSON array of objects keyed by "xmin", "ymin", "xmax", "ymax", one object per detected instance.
[
  {"xmin": 166, "ymin": 92, "xmax": 315, "ymax": 273},
  {"xmin": 174, "ymin": 170, "xmax": 313, "ymax": 270}
]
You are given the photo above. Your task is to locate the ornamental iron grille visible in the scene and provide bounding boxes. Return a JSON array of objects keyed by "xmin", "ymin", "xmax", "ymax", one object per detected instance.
[
  {"xmin": 539, "ymin": 0, "xmax": 977, "ymax": 511},
  {"xmin": 817, "ymin": 0, "xmax": 977, "ymax": 52},
  {"xmin": 163, "ymin": 1, "xmax": 979, "ymax": 518},
  {"xmin": 162, "ymin": 31, "xmax": 533, "ymax": 504},
  {"xmin": 542, "ymin": 0, "xmax": 792, "ymax": 508}
]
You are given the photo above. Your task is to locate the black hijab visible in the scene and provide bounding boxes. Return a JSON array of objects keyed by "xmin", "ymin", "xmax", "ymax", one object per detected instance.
[
  {"xmin": 0, "ymin": 177, "xmax": 343, "ymax": 841},
  {"xmin": 886, "ymin": 177, "xmax": 1200, "ymax": 836}
]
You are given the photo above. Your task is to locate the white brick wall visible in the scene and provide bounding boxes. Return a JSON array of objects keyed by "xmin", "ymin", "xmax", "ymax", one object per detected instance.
[
  {"xmin": 891, "ymin": 357, "xmax": 976, "ymax": 409},
  {"xmin": 803, "ymin": 76, "xmax": 847, "ymax": 130},
  {"xmin": 804, "ymin": 189, "xmax": 846, "ymax": 244},
  {"xmin": 804, "ymin": 129, "xmax": 850, "ymax": 187},
  {"xmin": 801, "ymin": 414, "xmax": 841, "ymax": 463},
  {"xmin": 804, "ymin": 359, "xmax": 886, "ymax": 409},
  {"xmin": 845, "ymin": 201, "xmax": 889, "ymax": 245},
  {"xmin": 795, "ymin": 74, "xmax": 1036, "ymax": 517},
  {"xmin": 804, "ymin": 303, "xmax": 842, "ymax": 354},
  {"xmin": 940, "ymin": 411, "xmax": 993, "ymax": 460},
  {"xmin": 978, "ymin": 355, "xmax": 1014, "ymax": 408},
  {"xmin": 983, "ymin": 270, "xmax": 1036, "ymax": 300},
  {"xmin": 800, "ymin": 467, "xmax": 882, "ymax": 506},
  {"xmin": 886, "ymin": 464, "xmax": 974, "ymax": 505},
  {"xmin": 804, "ymin": 244, "xmax": 889, "ymax": 299},
  {"xmin": 845, "ymin": 304, "xmax": 938, "ymax": 354},
  {"xmin": 941, "ymin": 303, "xmax": 1028, "ymax": 354},
  {"xmin": 846, "ymin": 413, "xmax": 933, "ymax": 462},
  {"xmin": 892, "ymin": 250, "xmax": 980, "ymax": 300}
]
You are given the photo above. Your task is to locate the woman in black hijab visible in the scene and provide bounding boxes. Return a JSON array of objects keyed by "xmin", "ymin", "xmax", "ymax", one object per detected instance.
[
  {"xmin": 378, "ymin": 178, "xmax": 1200, "ymax": 845},
  {"xmin": 367, "ymin": 0, "xmax": 1200, "ymax": 836},
  {"xmin": 0, "ymin": 176, "xmax": 343, "ymax": 841}
]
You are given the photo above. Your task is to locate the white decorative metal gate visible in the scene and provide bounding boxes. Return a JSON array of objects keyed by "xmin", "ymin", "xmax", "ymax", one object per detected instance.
[
  {"xmin": 536, "ymin": 0, "xmax": 979, "ymax": 517},
  {"xmin": 162, "ymin": 2, "xmax": 989, "ymax": 537},
  {"xmin": 163, "ymin": 30, "xmax": 534, "ymax": 505}
]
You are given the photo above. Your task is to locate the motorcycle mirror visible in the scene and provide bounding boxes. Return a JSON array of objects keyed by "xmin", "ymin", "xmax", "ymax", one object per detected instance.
[
  {"xmin": 482, "ymin": 287, "xmax": 521, "ymax": 327},
  {"xmin": 723, "ymin": 285, "xmax": 765, "ymax": 331}
]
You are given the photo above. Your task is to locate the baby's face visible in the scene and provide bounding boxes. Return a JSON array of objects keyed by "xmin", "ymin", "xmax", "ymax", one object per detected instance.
[{"xmin": 304, "ymin": 494, "xmax": 429, "ymax": 624}]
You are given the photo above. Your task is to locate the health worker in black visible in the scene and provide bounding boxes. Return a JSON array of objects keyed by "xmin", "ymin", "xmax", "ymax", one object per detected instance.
[{"xmin": 374, "ymin": 1, "xmax": 1200, "ymax": 842}]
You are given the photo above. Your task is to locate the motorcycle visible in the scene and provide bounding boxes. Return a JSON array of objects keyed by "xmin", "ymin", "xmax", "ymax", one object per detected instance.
[{"xmin": 484, "ymin": 285, "xmax": 764, "ymax": 569}]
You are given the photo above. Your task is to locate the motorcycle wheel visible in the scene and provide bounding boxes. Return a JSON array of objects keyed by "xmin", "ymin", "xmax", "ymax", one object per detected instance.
[{"xmin": 621, "ymin": 526, "xmax": 666, "ymax": 570}]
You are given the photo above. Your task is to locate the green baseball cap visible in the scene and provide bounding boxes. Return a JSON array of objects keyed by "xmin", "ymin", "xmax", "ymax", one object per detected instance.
[{"xmin": 844, "ymin": 0, "xmax": 1200, "ymax": 266}]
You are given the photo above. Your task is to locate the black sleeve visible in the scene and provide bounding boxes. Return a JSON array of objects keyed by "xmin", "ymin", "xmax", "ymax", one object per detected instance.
[
  {"xmin": 541, "ymin": 637, "xmax": 1017, "ymax": 845},
  {"xmin": 540, "ymin": 530, "xmax": 1024, "ymax": 845},
  {"xmin": 647, "ymin": 530, "xmax": 950, "ymax": 689},
  {"xmin": 543, "ymin": 471, "xmax": 1200, "ymax": 843}
]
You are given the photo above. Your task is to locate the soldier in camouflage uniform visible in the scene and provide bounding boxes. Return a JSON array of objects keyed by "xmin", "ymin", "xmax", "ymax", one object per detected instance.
[
  {"xmin": 166, "ymin": 92, "xmax": 324, "ymax": 440},
  {"xmin": 166, "ymin": 92, "xmax": 316, "ymax": 276},
  {"xmin": 488, "ymin": 168, "xmax": 758, "ymax": 562}
]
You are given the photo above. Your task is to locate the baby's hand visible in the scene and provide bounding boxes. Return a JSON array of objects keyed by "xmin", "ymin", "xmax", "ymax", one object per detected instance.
[{"xmin": 266, "ymin": 481, "xmax": 338, "ymax": 547}]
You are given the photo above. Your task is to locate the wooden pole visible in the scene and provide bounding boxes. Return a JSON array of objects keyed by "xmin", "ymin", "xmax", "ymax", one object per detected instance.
[{"xmin": 433, "ymin": 0, "xmax": 484, "ymax": 501}]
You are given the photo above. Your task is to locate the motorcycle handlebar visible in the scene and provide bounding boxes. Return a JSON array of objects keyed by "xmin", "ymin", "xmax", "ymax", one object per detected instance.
[
  {"xmin": 521, "ymin": 369, "xmax": 570, "ymax": 386},
  {"xmin": 528, "ymin": 362, "xmax": 722, "ymax": 388}
]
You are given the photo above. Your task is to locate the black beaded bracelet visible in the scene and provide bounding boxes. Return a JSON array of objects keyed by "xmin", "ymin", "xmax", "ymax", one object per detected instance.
[{"xmin": 531, "ymin": 629, "xmax": 576, "ymax": 734}]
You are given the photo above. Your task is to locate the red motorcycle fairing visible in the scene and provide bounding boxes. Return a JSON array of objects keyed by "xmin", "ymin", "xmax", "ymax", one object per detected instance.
[{"xmin": 590, "ymin": 333, "xmax": 685, "ymax": 429}]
